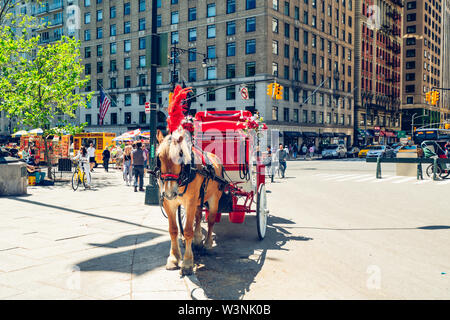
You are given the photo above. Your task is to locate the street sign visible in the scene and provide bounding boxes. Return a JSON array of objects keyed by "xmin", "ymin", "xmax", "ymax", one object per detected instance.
[
  {"xmin": 145, "ymin": 102, "xmax": 150, "ymax": 114},
  {"xmin": 240, "ymin": 87, "xmax": 249, "ymax": 100}
]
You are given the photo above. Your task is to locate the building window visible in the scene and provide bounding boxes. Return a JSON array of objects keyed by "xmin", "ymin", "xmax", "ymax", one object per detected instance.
[
  {"xmin": 85, "ymin": 47, "xmax": 91, "ymax": 58},
  {"xmin": 124, "ymin": 3, "xmax": 130, "ymax": 15},
  {"xmin": 124, "ymin": 76, "xmax": 131, "ymax": 88},
  {"xmin": 139, "ymin": 112, "xmax": 146, "ymax": 124},
  {"xmin": 188, "ymin": 48, "xmax": 196, "ymax": 61},
  {"xmin": 96, "ymin": 61, "xmax": 103, "ymax": 73},
  {"xmin": 246, "ymin": 39, "xmax": 256, "ymax": 54},
  {"xmin": 85, "ymin": 114, "xmax": 91, "ymax": 125},
  {"xmin": 171, "ymin": 31, "xmax": 179, "ymax": 44},
  {"xmin": 227, "ymin": 64, "xmax": 236, "ymax": 79},
  {"xmin": 227, "ymin": 0, "xmax": 236, "ymax": 14},
  {"xmin": 272, "ymin": 18, "xmax": 278, "ymax": 33},
  {"xmin": 85, "ymin": 63, "xmax": 91, "ymax": 75},
  {"xmin": 139, "ymin": 18, "xmax": 145, "ymax": 31},
  {"xmin": 207, "ymin": 45, "xmax": 216, "ymax": 58},
  {"xmin": 97, "ymin": 45, "xmax": 102, "ymax": 57},
  {"xmin": 124, "ymin": 57, "xmax": 131, "ymax": 70},
  {"xmin": 207, "ymin": 25, "xmax": 216, "ymax": 38},
  {"xmin": 110, "ymin": 6, "xmax": 116, "ymax": 18},
  {"xmin": 206, "ymin": 88, "xmax": 216, "ymax": 101},
  {"xmin": 96, "ymin": 27, "xmax": 103, "ymax": 39},
  {"xmin": 139, "ymin": 56, "xmax": 146, "ymax": 68},
  {"xmin": 406, "ymin": 25, "xmax": 416, "ymax": 33},
  {"xmin": 110, "ymin": 24, "xmax": 116, "ymax": 36},
  {"xmin": 188, "ymin": 28, "xmax": 197, "ymax": 42},
  {"xmin": 84, "ymin": 12, "xmax": 90, "ymax": 24},
  {"xmin": 226, "ymin": 86, "xmax": 236, "ymax": 100},
  {"xmin": 284, "ymin": 23, "xmax": 290, "ymax": 38},
  {"xmin": 246, "ymin": 62, "xmax": 256, "ymax": 76},
  {"xmin": 284, "ymin": 108, "xmax": 290, "ymax": 121},
  {"xmin": 272, "ymin": 40, "xmax": 278, "ymax": 55},
  {"xmin": 124, "ymin": 112, "xmax": 131, "ymax": 124},
  {"xmin": 139, "ymin": 37, "xmax": 146, "ymax": 50},
  {"xmin": 110, "ymin": 60, "xmax": 116, "ymax": 72},
  {"xmin": 188, "ymin": 7, "xmax": 196, "ymax": 21},
  {"xmin": 207, "ymin": 67, "xmax": 217, "ymax": 80},
  {"xmin": 272, "ymin": 62, "xmax": 278, "ymax": 76},
  {"xmin": 246, "ymin": 0, "xmax": 256, "ymax": 10},
  {"xmin": 207, "ymin": 3, "xmax": 216, "ymax": 17},
  {"xmin": 272, "ymin": 106, "xmax": 278, "ymax": 121},
  {"xmin": 139, "ymin": 0, "xmax": 145, "ymax": 12},
  {"xmin": 96, "ymin": 9, "xmax": 102, "ymax": 21},
  {"xmin": 124, "ymin": 21, "xmax": 131, "ymax": 34},
  {"xmin": 125, "ymin": 94, "xmax": 131, "ymax": 106},
  {"xmin": 227, "ymin": 42, "xmax": 236, "ymax": 57},
  {"xmin": 110, "ymin": 77, "xmax": 116, "ymax": 89},
  {"xmin": 84, "ymin": 30, "xmax": 91, "ymax": 41},
  {"xmin": 124, "ymin": 40, "xmax": 131, "ymax": 52},
  {"xmin": 188, "ymin": 68, "xmax": 196, "ymax": 82},
  {"xmin": 246, "ymin": 17, "xmax": 256, "ymax": 32},
  {"xmin": 110, "ymin": 42, "xmax": 116, "ymax": 54},
  {"xmin": 139, "ymin": 93, "xmax": 146, "ymax": 105},
  {"xmin": 227, "ymin": 21, "xmax": 236, "ymax": 35},
  {"xmin": 171, "ymin": 11, "xmax": 179, "ymax": 24}
]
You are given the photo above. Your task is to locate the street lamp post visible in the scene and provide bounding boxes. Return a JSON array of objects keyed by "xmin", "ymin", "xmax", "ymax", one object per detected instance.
[{"xmin": 411, "ymin": 112, "xmax": 428, "ymax": 137}]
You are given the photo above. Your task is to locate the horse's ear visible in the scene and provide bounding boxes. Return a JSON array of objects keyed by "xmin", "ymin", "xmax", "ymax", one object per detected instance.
[{"xmin": 156, "ymin": 129, "xmax": 164, "ymax": 143}]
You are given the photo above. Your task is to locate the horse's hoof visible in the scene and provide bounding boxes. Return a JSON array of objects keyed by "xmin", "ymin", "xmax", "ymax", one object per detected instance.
[
  {"xmin": 180, "ymin": 266, "xmax": 194, "ymax": 276},
  {"xmin": 166, "ymin": 257, "xmax": 180, "ymax": 270}
]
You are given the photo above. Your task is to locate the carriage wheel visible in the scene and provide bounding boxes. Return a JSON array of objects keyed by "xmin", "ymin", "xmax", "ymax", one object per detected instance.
[
  {"xmin": 256, "ymin": 183, "xmax": 268, "ymax": 240},
  {"xmin": 425, "ymin": 164, "xmax": 442, "ymax": 180}
]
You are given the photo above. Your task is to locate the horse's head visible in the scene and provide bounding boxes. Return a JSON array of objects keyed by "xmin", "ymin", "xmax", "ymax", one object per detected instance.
[{"xmin": 156, "ymin": 128, "xmax": 192, "ymax": 200}]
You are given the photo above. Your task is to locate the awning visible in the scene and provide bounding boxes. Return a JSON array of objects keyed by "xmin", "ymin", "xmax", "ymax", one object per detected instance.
[
  {"xmin": 283, "ymin": 131, "xmax": 302, "ymax": 137},
  {"xmin": 385, "ymin": 131, "xmax": 396, "ymax": 137},
  {"xmin": 302, "ymin": 132, "xmax": 318, "ymax": 137},
  {"xmin": 320, "ymin": 132, "xmax": 334, "ymax": 138},
  {"xmin": 334, "ymin": 133, "xmax": 347, "ymax": 137}
]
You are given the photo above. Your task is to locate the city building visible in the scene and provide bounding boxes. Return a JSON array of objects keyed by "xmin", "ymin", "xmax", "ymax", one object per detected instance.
[
  {"xmin": 354, "ymin": 0, "xmax": 403, "ymax": 145},
  {"xmin": 401, "ymin": 0, "xmax": 450, "ymax": 133},
  {"xmin": 157, "ymin": 0, "xmax": 356, "ymax": 148}
]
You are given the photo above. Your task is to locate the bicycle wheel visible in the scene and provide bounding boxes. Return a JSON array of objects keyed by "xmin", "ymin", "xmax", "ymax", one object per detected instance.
[
  {"xmin": 425, "ymin": 164, "xmax": 442, "ymax": 179},
  {"xmin": 82, "ymin": 171, "xmax": 90, "ymax": 188},
  {"xmin": 71, "ymin": 170, "xmax": 79, "ymax": 191}
]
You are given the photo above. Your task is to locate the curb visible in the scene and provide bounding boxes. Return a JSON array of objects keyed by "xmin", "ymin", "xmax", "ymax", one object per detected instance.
[{"xmin": 183, "ymin": 274, "xmax": 209, "ymax": 300}]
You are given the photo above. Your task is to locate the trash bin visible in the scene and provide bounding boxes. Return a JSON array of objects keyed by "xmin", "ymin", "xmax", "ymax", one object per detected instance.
[{"xmin": 396, "ymin": 146, "xmax": 418, "ymax": 177}]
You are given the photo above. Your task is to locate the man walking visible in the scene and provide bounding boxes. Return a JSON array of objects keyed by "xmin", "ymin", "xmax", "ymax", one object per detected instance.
[
  {"xmin": 302, "ymin": 144, "xmax": 307, "ymax": 160},
  {"xmin": 102, "ymin": 146, "xmax": 110, "ymax": 172},
  {"xmin": 87, "ymin": 142, "xmax": 96, "ymax": 172},
  {"xmin": 276, "ymin": 144, "xmax": 287, "ymax": 178},
  {"xmin": 131, "ymin": 142, "xmax": 146, "ymax": 192}
]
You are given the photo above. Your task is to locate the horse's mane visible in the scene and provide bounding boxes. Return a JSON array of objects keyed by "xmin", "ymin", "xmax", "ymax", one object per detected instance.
[{"xmin": 157, "ymin": 129, "xmax": 192, "ymax": 165}]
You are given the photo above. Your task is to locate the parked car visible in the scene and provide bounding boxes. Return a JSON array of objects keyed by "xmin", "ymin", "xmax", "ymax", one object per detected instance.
[
  {"xmin": 346, "ymin": 146, "xmax": 360, "ymax": 158},
  {"xmin": 321, "ymin": 144, "xmax": 347, "ymax": 159},
  {"xmin": 358, "ymin": 145, "xmax": 373, "ymax": 158},
  {"xmin": 366, "ymin": 145, "xmax": 395, "ymax": 158}
]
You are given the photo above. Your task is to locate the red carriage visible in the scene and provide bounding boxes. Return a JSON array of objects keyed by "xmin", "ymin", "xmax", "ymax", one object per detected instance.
[{"xmin": 191, "ymin": 110, "xmax": 269, "ymax": 240}]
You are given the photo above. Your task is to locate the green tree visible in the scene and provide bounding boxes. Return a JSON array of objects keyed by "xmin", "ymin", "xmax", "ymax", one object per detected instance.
[{"xmin": 0, "ymin": 35, "xmax": 92, "ymax": 178}]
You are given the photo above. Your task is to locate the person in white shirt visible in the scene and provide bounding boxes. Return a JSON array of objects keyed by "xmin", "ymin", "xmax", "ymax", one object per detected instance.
[
  {"xmin": 73, "ymin": 146, "xmax": 91, "ymax": 187},
  {"xmin": 87, "ymin": 142, "xmax": 96, "ymax": 172}
]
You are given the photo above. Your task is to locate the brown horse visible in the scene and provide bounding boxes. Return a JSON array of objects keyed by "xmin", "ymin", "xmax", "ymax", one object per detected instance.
[{"xmin": 156, "ymin": 128, "xmax": 224, "ymax": 275}]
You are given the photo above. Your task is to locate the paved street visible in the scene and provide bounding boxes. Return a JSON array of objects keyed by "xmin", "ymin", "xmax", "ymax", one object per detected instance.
[{"xmin": 1, "ymin": 160, "xmax": 449, "ymax": 299}]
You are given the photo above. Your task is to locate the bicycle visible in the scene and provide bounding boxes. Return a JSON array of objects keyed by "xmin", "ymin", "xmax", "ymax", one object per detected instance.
[{"xmin": 72, "ymin": 160, "xmax": 90, "ymax": 191}]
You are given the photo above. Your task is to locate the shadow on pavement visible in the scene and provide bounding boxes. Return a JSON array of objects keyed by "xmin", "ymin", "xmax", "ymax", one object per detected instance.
[
  {"xmin": 88, "ymin": 232, "xmax": 161, "ymax": 248},
  {"xmin": 282, "ymin": 225, "xmax": 450, "ymax": 231},
  {"xmin": 76, "ymin": 237, "xmax": 171, "ymax": 276},
  {"xmin": 193, "ymin": 215, "xmax": 312, "ymax": 300}
]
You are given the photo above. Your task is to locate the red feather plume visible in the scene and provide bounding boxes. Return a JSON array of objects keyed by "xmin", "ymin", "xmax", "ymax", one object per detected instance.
[{"xmin": 167, "ymin": 85, "xmax": 192, "ymax": 133}]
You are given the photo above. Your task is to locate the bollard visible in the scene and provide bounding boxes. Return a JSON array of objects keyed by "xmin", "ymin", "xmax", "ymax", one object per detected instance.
[
  {"xmin": 376, "ymin": 156, "xmax": 382, "ymax": 179},
  {"xmin": 417, "ymin": 161, "xmax": 423, "ymax": 180},
  {"xmin": 433, "ymin": 158, "xmax": 438, "ymax": 181}
]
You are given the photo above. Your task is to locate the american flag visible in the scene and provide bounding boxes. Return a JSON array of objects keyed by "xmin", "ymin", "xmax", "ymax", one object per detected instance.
[{"xmin": 99, "ymin": 88, "xmax": 111, "ymax": 126}]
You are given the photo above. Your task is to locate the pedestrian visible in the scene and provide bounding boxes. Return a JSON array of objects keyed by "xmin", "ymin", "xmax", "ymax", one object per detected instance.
[
  {"xmin": 276, "ymin": 143, "xmax": 287, "ymax": 178},
  {"xmin": 87, "ymin": 142, "xmax": 96, "ymax": 172},
  {"xmin": 284, "ymin": 145, "xmax": 289, "ymax": 160},
  {"xmin": 131, "ymin": 142, "xmax": 146, "ymax": 192},
  {"xmin": 122, "ymin": 145, "xmax": 132, "ymax": 185},
  {"xmin": 293, "ymin": 143, "xmax": 298, "ymax": 159},
  {"xmin": 73, "ymin": 146, "xmax": 91, "ymax": 188},
  {"xmin": 264, "ymin": 146, "xmax": 274, "ymax": 183},
  {"xmin": 302, "ymin": 144, "xmax": 307, "ymax": 160},
  {"xmin": 309, "ymin": 145, "xmax": 315, "ymax": 159},
  {"xmin": 102, "ymin": 146, "xmax": 110, "ymax": 172}
]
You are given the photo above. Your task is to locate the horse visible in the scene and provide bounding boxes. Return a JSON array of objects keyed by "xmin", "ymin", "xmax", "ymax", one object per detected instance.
[{"xmin": 156, "ymin": 128, "xmax": 224, "ymax": 275}]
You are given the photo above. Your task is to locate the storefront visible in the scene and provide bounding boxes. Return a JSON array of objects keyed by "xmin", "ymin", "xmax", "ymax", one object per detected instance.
[{"xmin": 282, "ymin": 131, "xmax": 302, "ymax": 148}]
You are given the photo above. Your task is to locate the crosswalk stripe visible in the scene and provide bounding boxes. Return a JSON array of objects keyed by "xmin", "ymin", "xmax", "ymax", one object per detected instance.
[
  {"xmin": 371, "ymin": 176, "xmax": 399, "ymax": 183},
  {"xmin": 322, "ymin": 174, "xmax": 351, "ymax": 181},
  {"xmin": 335, "ymin": 174, "xmax": 371, "ymax": 182},
  {"xmin": 353, "ymin": 176, "xmax": 378, "ymax": 182},
  {"xmin": 391, "ymin": 177, "xmax": 417, "ymax": 184}
]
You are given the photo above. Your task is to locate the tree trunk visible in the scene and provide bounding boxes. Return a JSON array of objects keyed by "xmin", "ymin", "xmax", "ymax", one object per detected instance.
[{"xmin": 44, "ymin": 137, "xmax": 52, "ymax": 180}]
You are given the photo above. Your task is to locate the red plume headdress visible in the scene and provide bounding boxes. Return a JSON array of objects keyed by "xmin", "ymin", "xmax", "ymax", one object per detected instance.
[{"xmin": 167, "ymin": 85, "xmax": 192, "ymax": 133}]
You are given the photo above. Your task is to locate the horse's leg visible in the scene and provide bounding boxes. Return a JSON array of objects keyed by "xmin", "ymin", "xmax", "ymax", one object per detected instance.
[
  {"xmin": 165, "ymin": 202, "xmax": 181, "ymax": 270},
  {"xmin": 193, "ymin": 206, "xmax": 203, "ymax": 249},
  {"xmin": 180, "ymin": 202, "xmax": 196, "ymax": 275},
  {"xmin": 204, "ymin": 195, "xmax": 219, "ymax": 250}
]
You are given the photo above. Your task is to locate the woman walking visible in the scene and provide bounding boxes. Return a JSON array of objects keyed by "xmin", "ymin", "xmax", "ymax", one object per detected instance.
[{"xmin": 122, "ymin": 145, "xmax": 132, "ymax": 186}]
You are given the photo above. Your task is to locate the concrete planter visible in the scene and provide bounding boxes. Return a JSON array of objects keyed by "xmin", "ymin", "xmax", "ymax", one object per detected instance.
[{"xmin": 0, "ymin": 160, "xmax": 28, "ymax": 196}]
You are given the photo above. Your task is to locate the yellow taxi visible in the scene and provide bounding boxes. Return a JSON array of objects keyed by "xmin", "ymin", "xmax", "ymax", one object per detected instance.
[{"xmin": 358, "ymin": 145, "xmax": 373, "ymax": 158}]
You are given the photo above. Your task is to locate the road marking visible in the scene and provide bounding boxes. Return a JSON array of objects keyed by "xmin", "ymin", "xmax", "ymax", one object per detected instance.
[
  {"xmin": 322, "ymin": 174, "xmax": 351, "ymax": 181},
  {"xmin": 391, "ymin": 177, "xmax": 417, "ymax": 184},
  {"xmin": 353, "ymin": 176, "xmax": 378, "ymax": 182},
  {"xmin": 414, "ymin": 180, "xmax": 432, "ymax": 185},
  {"xmin": 335, "ymin": 174, "xmax": 371, "ymax": 182},
  {"xmin": 371, "ymin": 176, "xmax": 399, "ymax": 183}
]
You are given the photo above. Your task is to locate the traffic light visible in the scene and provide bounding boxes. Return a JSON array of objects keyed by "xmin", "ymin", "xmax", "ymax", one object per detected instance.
[
  {"xmin": 426, "ymin": 91, "xmax": 431, "ymax": 104},
  {"xmin": 266, "ymin": 83, "xmax": 275, "ymax": 98},
  {"xmin": 431, "ymin": 91, "xmax": 437, "ymax": 105},
  {"xmin": 274, "ymin": 84, "xmax": 283, "ymax": 100},
  {"xmin": 435, "ymin": 91, "xmax": 440, "ymax": 104}
]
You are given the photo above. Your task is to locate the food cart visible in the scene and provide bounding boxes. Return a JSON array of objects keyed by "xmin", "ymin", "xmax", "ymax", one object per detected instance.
[
  {"xmin": 72, "ymin": 132, "xmax": 116, "ymax": 164},
  {"xmin": 19, "ymin": 134, "xmax": 71, "ymax": 165}
]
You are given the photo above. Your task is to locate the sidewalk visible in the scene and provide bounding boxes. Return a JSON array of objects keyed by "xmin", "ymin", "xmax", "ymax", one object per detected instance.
[{"xmin": 0, "ymin": 168, "xmax": 205, "ymax": 300}]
